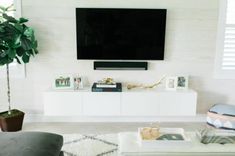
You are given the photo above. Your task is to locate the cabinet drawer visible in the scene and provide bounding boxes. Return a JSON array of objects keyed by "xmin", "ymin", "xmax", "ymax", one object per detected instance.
[
  {"xmin": 159, "ymin": 92, "xmax": 197, "ymax": 116},
  {"xmin": 122, "ymin": 92, "xmax": 160, "ymax": 116},
  {"xmin": 83, "ymin": 92, "xmax": 121, "ymax": 116},
  {"xmin": 44, "ymin": 92, "xmax": 82, "ymax": 116}
]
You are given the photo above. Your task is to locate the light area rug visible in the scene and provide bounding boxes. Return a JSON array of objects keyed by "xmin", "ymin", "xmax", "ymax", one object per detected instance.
[{"xmin": 62, "ymin": 134, "xmax": 118, "ymax": 156}]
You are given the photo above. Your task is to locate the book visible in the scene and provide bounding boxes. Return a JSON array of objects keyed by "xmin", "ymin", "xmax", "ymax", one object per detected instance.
[
  {"xmin": 92, "ymin": 83, "xmax": 122, "ymax": 92},
  {"xmin": 96, "ymin": 83, "xmax": 117, "ymax": 88}
]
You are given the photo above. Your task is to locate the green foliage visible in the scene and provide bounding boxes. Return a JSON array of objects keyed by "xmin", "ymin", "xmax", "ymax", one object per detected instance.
[{"xmin": 0, "ymin": 5, "xmax": 38, "ymax": 66}]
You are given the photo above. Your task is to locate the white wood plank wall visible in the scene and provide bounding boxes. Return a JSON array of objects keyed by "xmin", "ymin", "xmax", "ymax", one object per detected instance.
[{"xmin": 2, "ymin": 0, "xmax": 234, "ymax": 116}]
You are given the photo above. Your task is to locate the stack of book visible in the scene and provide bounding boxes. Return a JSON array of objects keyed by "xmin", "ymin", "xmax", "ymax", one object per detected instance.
[{"xmin": 92, "ymin": 82, "xmax": 122, "ymax": 92}]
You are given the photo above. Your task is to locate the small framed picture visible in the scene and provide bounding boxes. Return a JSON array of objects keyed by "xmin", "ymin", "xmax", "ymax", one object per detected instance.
[
  {"xmin": 177, "ymin": 76, "xmax": 189, "ymax": 89},
  {"xmin": 74, "ymin": 76, "xmax": 84, "ymax": 90},
  {"xmin": 165, "ymin": 77, "xmax": 177, "ymax": 90},
  {"xmin": 54, "ymin": 75, "xmax": 74, "ymax": 89}
]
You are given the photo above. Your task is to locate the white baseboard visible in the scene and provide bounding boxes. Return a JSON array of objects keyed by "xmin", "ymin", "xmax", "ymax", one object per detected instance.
[{"xmin": 24, "ymin": 114, "xmax": 206, "ymax": 123}]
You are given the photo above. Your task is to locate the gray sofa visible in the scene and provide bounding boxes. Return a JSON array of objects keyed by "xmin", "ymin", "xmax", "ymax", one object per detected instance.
[{"xmin": 0, "ymin": 132, "xmax": 63, "ymax": 156}]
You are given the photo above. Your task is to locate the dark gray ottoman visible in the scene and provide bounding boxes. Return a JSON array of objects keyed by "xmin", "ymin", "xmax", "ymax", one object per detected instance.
[{"xmin": 0, "ymin": 132, "xmax": 63, "ymax": 156}]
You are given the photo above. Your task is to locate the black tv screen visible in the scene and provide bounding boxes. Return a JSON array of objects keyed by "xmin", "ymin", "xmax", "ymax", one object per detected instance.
[{"xmin": 76, "ymin": 8, "xmax": 167, "ymax": 60}]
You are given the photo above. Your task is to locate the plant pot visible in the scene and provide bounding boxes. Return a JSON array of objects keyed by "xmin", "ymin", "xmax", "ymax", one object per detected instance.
[{"xmin": 0, "ymin": 109, "xmax": 25, "ymax": 132}]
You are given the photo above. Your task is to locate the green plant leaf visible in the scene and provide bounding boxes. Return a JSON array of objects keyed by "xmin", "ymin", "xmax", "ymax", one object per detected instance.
[
  {"xmin": 22, "ymin": 53, "xmax": 30, "ymax": 63},
  {"xmin": 15, "ymin": 23, "xmax": 23, "ymax": 32},
  {"xmin": 31, "ymin": 33, "xmax": 35, "ymax": 42},
  {"xmin": 0, "ymin": 50, "xmax": 7, "ymax": 57},
  {"xmin": 24, "ymin": 27, "xmax": 33, "ymax": 37},
  {"xmin": 7, "ymin": 48, "xmax": 16, "ymax": 59},
  {"xmin": 13, "ymin": 35, "xmax": 21, "ymax": 48},
  {"xmin": 3, "ymin": 13, "xmax": 18, "ymax": 23},
  {"xmin": 2, "ymin": 23, "xmax": 19, "ymax": 39},
  {"xmin": 0, "ymin": 57, "xmax": 8, "ymax": 65},
  {"xmin": 19, "ymin": 17, "xmax": 28, "ymax": 24},
  {"xmin": 34, "ymin": 49, "xmax": 39, "ymax": 54},
  {"xmin": 0, "ymin": 56, "xmax": 13, "ymax": 65},
  {"xmin": 21, "ymin": 37, "xmax": 32, "ymax": 50},
  {"xmin": 32, "ymin": 40, "xmax": 38, "ymax": 49},
  {"xmin": 16, "ymin": 47, "xmax": 24, "ymax": 56},
  {"xmin": 0, "ymin": 8, "xmax": 39, "ymax": 66},
  {"xmin": 0, "ymin": 27, "xmax": 4, "ymax": 32}
]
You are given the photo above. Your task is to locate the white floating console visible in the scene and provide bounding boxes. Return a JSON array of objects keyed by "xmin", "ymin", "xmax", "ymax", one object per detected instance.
[{"xmin": 44, "ymin": 88, "xmax": 197, "ymax": 118}]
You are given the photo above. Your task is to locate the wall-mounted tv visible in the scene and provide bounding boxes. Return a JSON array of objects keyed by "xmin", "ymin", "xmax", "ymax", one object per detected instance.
[{"xmin": 76, "ymin": 8, "xmax": 167, "ymax": 60}]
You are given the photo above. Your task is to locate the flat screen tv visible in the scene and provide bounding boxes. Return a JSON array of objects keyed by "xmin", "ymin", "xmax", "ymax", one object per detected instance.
[{"xmin": 76, "ymin": 8, "xmax": 167, "ymax": 60}]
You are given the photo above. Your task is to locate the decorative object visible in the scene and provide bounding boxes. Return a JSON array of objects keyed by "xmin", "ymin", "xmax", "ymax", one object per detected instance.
[
  {"xmin": 140, "ymin": 127, "xmax": 160, "ymax": 140},
  {"xmin": 127, "ymin": 75, "xmax": 165, "ymax": 90},
  {"xmin": 138, "ymin": 128, "xmax": 191, "ymax": 148},
  {"xmin": 207, "ymin": 103, "xmax": 235, "ymax": 130},
  {"xmin": 96, "ymin": 78, "xmax": 117, "ymax": 88},
  {"xmin": 98, "ymin": 77, "xmax": 116, "ymax": 85},
  {"xmin": 198, "ymin": 128, "xmax": 235, "ymax": 144},
  {"xmin": 54, "ymin": 75, "xmax": 74, "ymax": 89},
  {"xmin": 0, "ymin": 5, "xmax": 38, "ymax": 131},
  {"xmin": 165, "ymin": 76, "xmax": 177, "ymax": 90},
  {"xmin": 177, "ymin": 76, "xmax": 189, "ymax": 89},
  {"xmin": 74, "ymin": 76, "xmax": 83, "ymax": 90}
]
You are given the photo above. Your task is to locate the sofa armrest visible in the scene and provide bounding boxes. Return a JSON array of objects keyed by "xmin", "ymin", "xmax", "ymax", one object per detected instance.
[{"xmin": 0, "ymin": 132, "xmax": 63, "ymax": 156}]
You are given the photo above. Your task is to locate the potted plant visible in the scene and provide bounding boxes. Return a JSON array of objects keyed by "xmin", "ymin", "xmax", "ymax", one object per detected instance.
[{"xmin": 0, "ymin": 5, "xmax": 38, "ymax": 131}]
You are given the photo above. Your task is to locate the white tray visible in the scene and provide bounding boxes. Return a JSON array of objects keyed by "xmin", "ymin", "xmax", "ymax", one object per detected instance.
[{"xmin": 138, "ymin": 128, "xmax": 192, "ymax": 148}]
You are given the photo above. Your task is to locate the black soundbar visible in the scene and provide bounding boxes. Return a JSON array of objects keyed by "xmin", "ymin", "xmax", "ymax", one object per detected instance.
[{"xmin": 94, "ymin": 61, "xmax": 148, "ymax": 70}]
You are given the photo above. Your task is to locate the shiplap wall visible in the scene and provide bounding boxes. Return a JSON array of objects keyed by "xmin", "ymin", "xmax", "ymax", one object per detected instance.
[{"xmin": 1, "ymin": 0, "xmax": 234, "ymax": 115}]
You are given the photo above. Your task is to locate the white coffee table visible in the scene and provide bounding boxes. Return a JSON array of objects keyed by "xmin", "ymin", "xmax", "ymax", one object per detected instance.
[{"xmin": 118, "ymin": 132, "xmax": 235, "ymax": 156}]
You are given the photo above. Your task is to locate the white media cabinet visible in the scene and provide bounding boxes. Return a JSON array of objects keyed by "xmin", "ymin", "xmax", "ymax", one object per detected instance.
[{"xmin": 44, "ymin": 88, "xmax": 197, "ymax": 117}]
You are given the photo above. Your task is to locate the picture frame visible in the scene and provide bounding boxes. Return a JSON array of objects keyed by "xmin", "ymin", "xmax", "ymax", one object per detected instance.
[
  {"xmin": 54, "ymin": 75, "xmax": 74, "ymax": 89},
  {"xmin": 165, "ymin": 77, "xmax": 177, "ymax": 90},
  {"xmin": 73, "ymin": 76, "xmax": 84, "ymax": 90},
  {"xmin": 177, "ymin": 76, "xmax": 189, "ymax": 89}
]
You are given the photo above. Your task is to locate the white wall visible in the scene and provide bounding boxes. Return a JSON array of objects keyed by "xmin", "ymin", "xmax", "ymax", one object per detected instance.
[{"xmin": 1, "ymin": 0, "xmax": 234, "ymax": 115}]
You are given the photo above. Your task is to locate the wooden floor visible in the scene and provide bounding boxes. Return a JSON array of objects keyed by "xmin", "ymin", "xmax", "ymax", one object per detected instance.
[{"xmin": 22, "ymin": 122, "xmax": 206, "ymax": 134}]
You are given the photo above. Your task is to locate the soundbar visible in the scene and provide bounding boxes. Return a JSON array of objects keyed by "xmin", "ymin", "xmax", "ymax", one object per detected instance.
[{"xmin": 94, "ymin": 61, "xmax": 148, "ymax": 70}]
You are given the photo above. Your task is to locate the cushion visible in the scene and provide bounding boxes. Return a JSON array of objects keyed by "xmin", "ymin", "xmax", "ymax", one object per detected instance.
[
  {"xmin": 207, "ymin": 104, "xmax": 235, "ymax": 130},
  {"xmin": 0, "ymin": 132, "xmax": 63, "ymax": 156}
]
